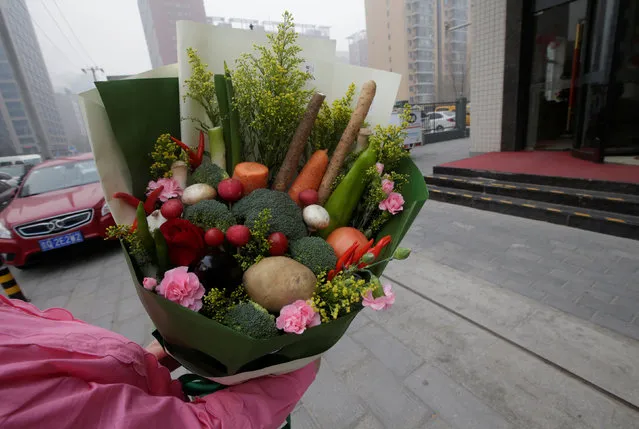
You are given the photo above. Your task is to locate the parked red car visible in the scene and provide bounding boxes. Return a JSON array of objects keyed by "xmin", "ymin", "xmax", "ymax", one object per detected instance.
[{"xmin": 0, "ymin": 153, "xmax": 114, "ymax": 267}]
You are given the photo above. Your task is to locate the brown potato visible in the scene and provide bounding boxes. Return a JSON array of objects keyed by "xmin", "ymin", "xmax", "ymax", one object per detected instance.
[{"xmin": 243, "ymin": 257, "xmax": 317, "ymax": 312}]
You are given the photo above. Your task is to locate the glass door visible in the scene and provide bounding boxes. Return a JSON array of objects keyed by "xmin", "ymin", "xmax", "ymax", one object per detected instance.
[{"xmin": 526, "ymin": 0, "xmax": 589, "ymax": 150}]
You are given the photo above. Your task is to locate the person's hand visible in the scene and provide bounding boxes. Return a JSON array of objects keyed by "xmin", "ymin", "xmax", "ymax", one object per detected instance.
[
  {"xmin": 145, "ymin": 339, "xmax": 181, "ymax": 372},
  {"xmin": 145, "ymin": 339, "xmax": 167, "ymax": 359}
]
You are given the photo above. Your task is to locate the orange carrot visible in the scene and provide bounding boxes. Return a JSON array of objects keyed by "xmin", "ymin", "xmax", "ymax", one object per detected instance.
[
  {"xmin": 288, "ymin": 150, "xmax": 329, "ymax": 205},
  {"xmin": 273, "ymin": 92, "xmax": 326, "ymax": 191},
  {"xmin": 233, "ymin": 162, "xmax": 269, "ymax": 196}
]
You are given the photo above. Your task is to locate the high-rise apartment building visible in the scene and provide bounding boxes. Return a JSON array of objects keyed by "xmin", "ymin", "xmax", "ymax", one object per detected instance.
[
  {"xmin": 437, "ymin": 0, "xmax": 470, "ymax": 102},
  {"xmin": 138, "ymin": 0, "xmax": 207, "ymax": 68},
  {"xmin": 366, "ymin": 0, "xmax": 470, "ymax": 104},
  {"xmin": 366, "ymin": 0, "xmax": 410, "ymax": 100},
  {"xmin": 0, "ymin": 0, "xmax": 67, "ymax": 157},
  {"xmin": 347, "ymin": 30, "xmax": 368, "ymax": 67}
]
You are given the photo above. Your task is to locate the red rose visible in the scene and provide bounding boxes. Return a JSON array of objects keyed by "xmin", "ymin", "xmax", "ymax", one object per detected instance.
[{"xmin": 159, "ymin": 219, "xmax": 205, "ymax": 267}]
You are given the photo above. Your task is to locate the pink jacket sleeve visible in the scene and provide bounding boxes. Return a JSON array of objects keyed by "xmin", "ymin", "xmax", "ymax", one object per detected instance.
[{"xmin": 0, "ymin": 296, "xmax": 315, "ymax": 429}]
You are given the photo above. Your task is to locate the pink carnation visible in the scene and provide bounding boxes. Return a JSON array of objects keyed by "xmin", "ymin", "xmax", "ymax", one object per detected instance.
[
  {"xmin": 276, "ymin": 300, "xmax": 321, "ymax": 334},
  {"xmin": 142, "ymin": 277, "xmax": 157, "ymax": 291},
  {"xmin": 362, "ymin": 284, "xmax": 396, "ymax": 311},
  {"xmin": 381, "ymin": 179, "xmax": 394, "ymax": 195},
  {"xmin": 147, "ymin": 178, "xmax": 183, "ymax": 202},
  {"xmin": 375, "ymin": 163, "xmax": 384, "ymax": 175},
  {"xmin": 156, "ymin": 266, "xmax": 205, "ymax": 311},
  {"xmin": 378, "ymin": 192, "xmax": 404, "ymax": 215}
]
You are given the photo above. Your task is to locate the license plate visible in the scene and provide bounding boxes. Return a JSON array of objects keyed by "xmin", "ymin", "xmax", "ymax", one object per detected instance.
[{"xmin": 39, "ymin": 231, "xmax": 84, "ymax": 252}]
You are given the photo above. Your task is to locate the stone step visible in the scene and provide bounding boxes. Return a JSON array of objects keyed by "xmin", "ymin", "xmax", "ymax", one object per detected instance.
[{"xmin": 426, "ymin": 183, "xmax": 639, "ymax": 240}]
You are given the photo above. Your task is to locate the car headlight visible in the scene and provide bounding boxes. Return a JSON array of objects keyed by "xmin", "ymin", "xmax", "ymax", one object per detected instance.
[
  {"xmin": 0, "ymin": 221, "xmax": 12, "ymax": 239},
  {"xmin": 101, "ymin": 202, "xmax": 111, "ymax": 217}
]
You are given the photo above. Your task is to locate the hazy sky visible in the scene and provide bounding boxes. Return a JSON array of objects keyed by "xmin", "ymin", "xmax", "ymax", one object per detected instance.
[{"xmin": 25, "ymin": 0, "xmax": 366, "ymax": 91}]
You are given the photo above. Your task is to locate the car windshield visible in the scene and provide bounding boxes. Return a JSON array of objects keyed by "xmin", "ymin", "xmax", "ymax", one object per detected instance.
[
  {"xmin": 19, "ymin": 160, "xmax": 99, "ymax": 197},
  {"xmin": 0, "ymin": 165, "xmax": 25, "ymax": 178}
]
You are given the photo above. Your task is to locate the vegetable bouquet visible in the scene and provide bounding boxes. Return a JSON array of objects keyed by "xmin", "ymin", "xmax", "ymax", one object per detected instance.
[{"xmin": 81, "ymin": 13, "xmax": 428, "ymax": 383}]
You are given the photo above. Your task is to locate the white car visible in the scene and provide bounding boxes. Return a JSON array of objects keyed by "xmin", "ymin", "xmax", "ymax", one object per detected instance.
[{"xmin": 423, "ymin": 112, "xmax": 456, "ymax": 132}]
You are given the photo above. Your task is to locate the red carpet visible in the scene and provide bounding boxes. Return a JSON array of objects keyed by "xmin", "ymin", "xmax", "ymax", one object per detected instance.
[{"xmin": 440, "ymin": 151, "xmax": 639, "ymax": 184}]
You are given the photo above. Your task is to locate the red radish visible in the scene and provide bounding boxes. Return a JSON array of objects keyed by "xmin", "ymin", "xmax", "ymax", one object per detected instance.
[
  {"xmin": 268, "ymin": 232, "xmax": 288, "ymax": 256},
  {"xmin": 226, "ymin": 225, "xmax": 251, "ymax": 247},
  {"xmin": 160, "ymin": 199, "xmax": 183, "ymax": 219},
  {"xmin": 204, "ymin": 228, "xmax": 225, "ymax": 247},
  {"xmin": 217, "ymin": 178, "xmax": 244, "ymax": 202},
  {"xmin": 299, "ymin": 189, "xmax": 319, "ymax": 207}
]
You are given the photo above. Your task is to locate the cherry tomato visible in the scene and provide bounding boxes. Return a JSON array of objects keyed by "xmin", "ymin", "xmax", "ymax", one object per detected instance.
[
  {"xmin": 268, "ymin": 232, "xmax": 288, "ymax": 256},
  {"xmin": 226, "ymin": 225, "xmax": 251, "ymax": 247},
  {"xmin": 204, "ymin": 228, "xmax": 225, "ymax": 247},
  {"xmin": 160, "ymin": 199, "xmax": 183, "ymax": 219}
]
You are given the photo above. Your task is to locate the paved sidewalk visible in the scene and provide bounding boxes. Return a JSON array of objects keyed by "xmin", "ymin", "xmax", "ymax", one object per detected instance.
[
  {"xmin": 411, "ymin": 137, "xmax": 471, "ymax": 174},
  {"xmin": 294, "ymin": 277, "xmax": 639, "ymax": 429}
]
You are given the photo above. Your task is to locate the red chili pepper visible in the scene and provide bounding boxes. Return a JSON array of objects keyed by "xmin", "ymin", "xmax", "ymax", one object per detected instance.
[
  {"xmin": 327, "ymin": 269, "xmax": 336, "ymax": 281},
  {"xmin": 131, "ymin": 218, "xmax": 138, "ymax": 232},
  {"xmin": 113, "ymin": 192, "xmax": 141, "ymax": 208},
  {"xmin": 369, "ymin": 235, "xmax": 392, "ymax": 259},
  {"xmin": 143, "ymin": 186, "xmax": 164, "ymax": 215},
  {"xmin": 170, "ymin": 136, "xmax": 192, "ymax": 154},
  {"xmin": 335, "ymin": 242, "xmax": 359, "ymax": 272},
  {"xmin": 170, "ymin": 136, "xmax": 198, "ymax": 167},
  {"xmin": 352, "ymin": 239, "xmax": 374, "ymax": 266},
  {"xmin": 194, "ymin": 130, "xmax": 205, "ymax": 168}
]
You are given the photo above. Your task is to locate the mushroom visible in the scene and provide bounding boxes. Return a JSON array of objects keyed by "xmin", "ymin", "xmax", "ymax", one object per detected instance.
[
  {"xmin": 302, "ymin": 205, "xmax": 330, "ymax": 231},
  {"xmin": 182, "ymin": 183, "xmax": 216, "ymax": 205},
  {"xmin": 170, "ymin": 160, "xmax": 188, "ymax": 190},
  {"xmin": 354, "ymin": 128, "xmax": 372, "ymax": 154}
]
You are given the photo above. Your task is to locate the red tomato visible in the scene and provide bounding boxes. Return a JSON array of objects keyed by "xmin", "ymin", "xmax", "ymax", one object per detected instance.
[
  {"xmin": 204, "ymin": 228, "xmax": 225, "ymax": 247},
  {"xmin": 268, "ymin": 232, "xmax": 288, "ymax": 256},
  {"xmin": 326, "ymin": 227, "xmax": 368, "ymax": 259}
]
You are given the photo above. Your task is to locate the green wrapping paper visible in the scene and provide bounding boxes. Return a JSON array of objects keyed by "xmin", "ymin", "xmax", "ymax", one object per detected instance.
[
  {"xmin": 94, "ymin": 77, "xmax": 428, "ymax": 378},
  {"xmin": 95, "ymin": 78, "xmax": 181, "ymax": 198}
]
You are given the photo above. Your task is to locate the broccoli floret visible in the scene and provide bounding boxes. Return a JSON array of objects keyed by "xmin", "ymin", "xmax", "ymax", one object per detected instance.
[
  {"xmin": 232, "ymin": 189, "xmax": 308, "ymax": 240},
  {"xmin": 187, "ymin": 161, "xmax": 229, "ymax": 188},
  {"xmin": 289, "ymin": 237, "xmax": 337, "ymax": 275},
  {"xmin": 222, "ymin": 301, "xmax": 280, "ymax": 339},
  {"xmin": 184, "ymin": 200, "xmax": 236, "ymax": 231}
]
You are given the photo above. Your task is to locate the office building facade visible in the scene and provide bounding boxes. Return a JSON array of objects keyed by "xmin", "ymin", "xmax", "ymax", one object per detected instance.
[
  {"xmin": 0, "ymin": 0, "xmax": 66, "ymax": 157},
  {"xmin": 138, "ymin": 0, "xmax": 207, "ymax": 68},
  {"xmin": 347, "ymin": 30, "xmax": 368, "ymax": 67},
  {"xmin": 55, "ymin": 89, "xmax": 90, "ymax": 154}
]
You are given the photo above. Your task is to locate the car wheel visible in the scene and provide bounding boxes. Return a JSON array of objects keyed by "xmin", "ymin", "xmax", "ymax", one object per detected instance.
[
  {"xmin": 15, "ymin": 264, "xmax": 32, "ymax": 270},
  {"xmin": 436, "ymin": 125, "xmax": 444, "ymax": 132}
]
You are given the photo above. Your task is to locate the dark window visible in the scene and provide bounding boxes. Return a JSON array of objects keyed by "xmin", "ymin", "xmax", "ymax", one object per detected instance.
[
  {"xmin": 12, "ymin": 119, "xmax": 31, "ymax": 136},
  {"xmin": 0, "ymin": 62, "xmax": 13, "ymax": 79},
  {"xmin": 0, "ymin": 82, "xmax": 18, "ymax": 99},
  {"xmin": 6, "ymin": 101, "xmax": 25, "ymax": 117},
  {"xmin": 19, "ymin": 137, "xmax": 35, "ymax": 145}
]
